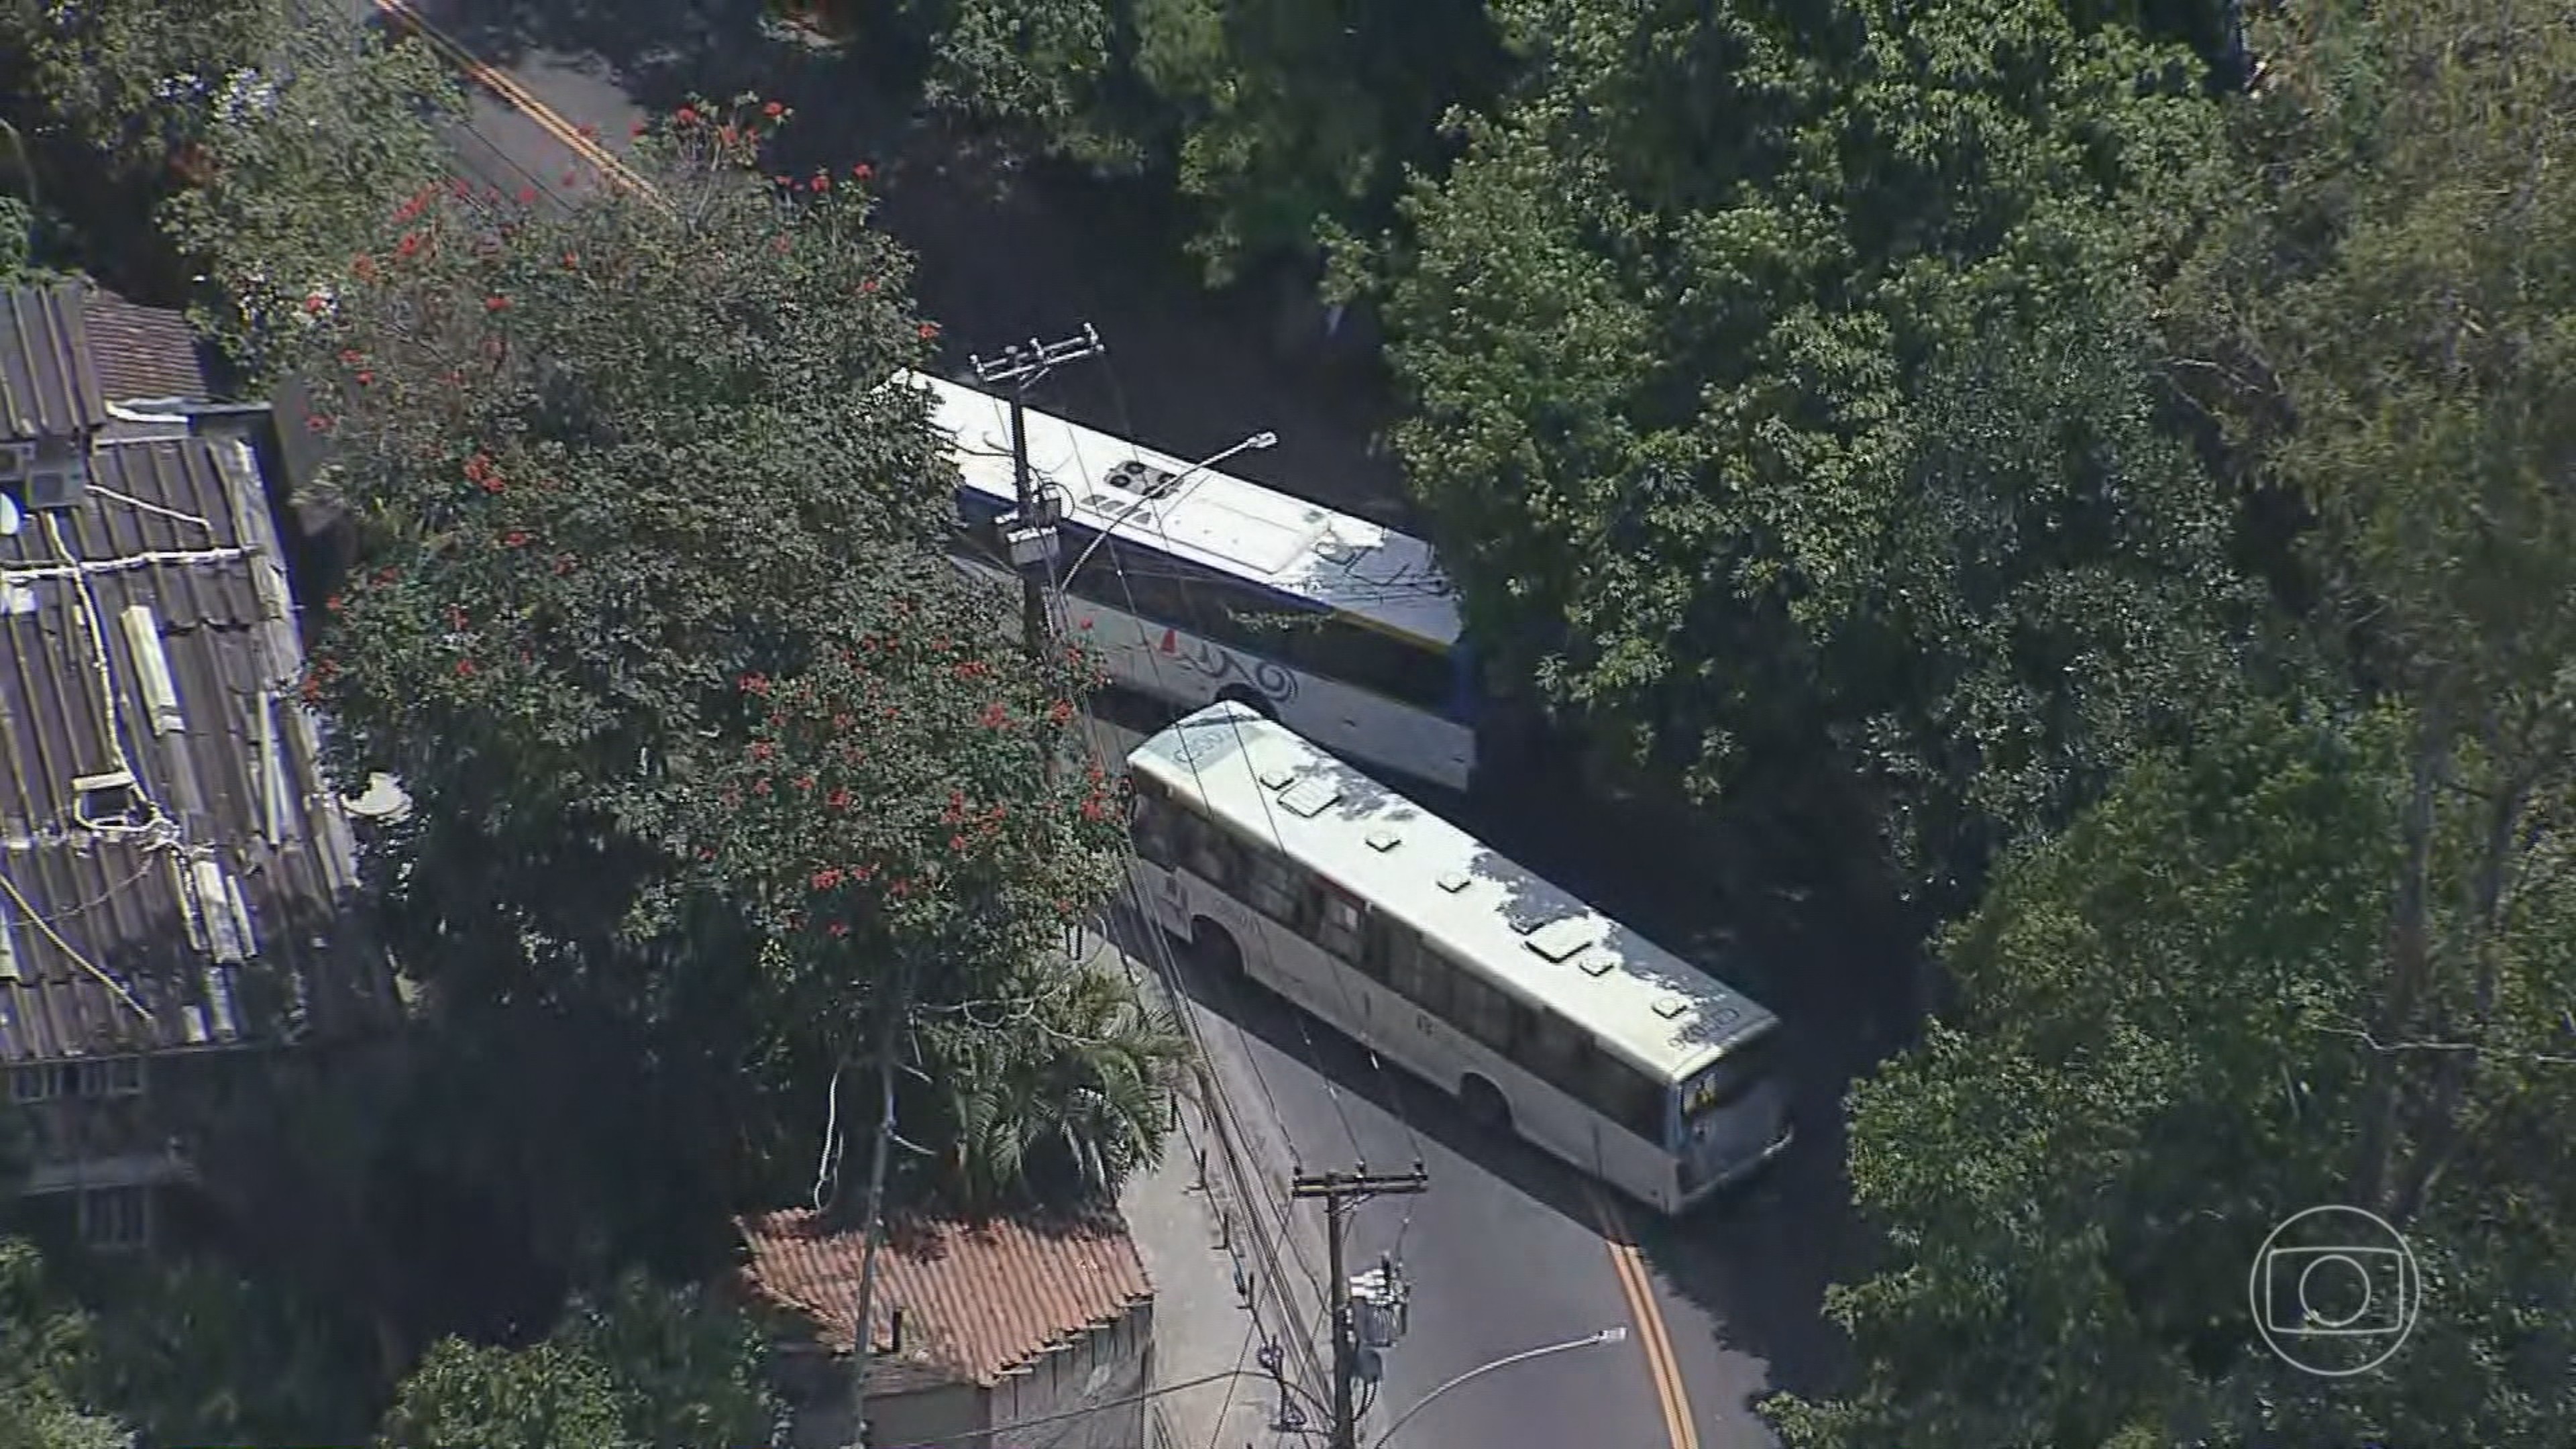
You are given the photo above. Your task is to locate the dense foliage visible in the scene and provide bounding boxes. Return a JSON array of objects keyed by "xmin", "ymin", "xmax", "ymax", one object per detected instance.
[
  {"xmin": 377, "ymin": 1275, "xmax": 775, "ymax": 1449},
  {"xmin": 1384, "ymin": 0, "xmax": 2258, "ymax": 894}
]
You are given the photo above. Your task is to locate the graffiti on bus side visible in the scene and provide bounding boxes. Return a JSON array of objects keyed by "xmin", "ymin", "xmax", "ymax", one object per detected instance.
[{"xmin": 1150, "ymin": 625, "xmax": 1300, "ymax": 706}]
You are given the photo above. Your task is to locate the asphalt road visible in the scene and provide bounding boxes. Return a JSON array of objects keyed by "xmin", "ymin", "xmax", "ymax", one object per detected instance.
[{"xmin": 373, "ymin": 7, "xmax": 1888, "ymax": 1443}]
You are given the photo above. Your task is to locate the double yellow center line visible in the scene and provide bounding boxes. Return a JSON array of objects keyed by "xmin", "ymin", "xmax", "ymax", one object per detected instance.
[
  {"xmin": 1589, "ymin": 1183, "xmax": 1703, "ymax": 1449},
  {"xmin": 369, "ymin": 0, "xmax": 666, "ymax": 207}
]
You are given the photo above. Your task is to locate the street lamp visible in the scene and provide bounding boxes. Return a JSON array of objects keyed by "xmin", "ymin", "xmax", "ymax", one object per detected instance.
[
  {"xmin": 1365, "ymin": 1326, "xmax": 1628, "ymax": 1449},
  {"xmin": 1058, "ymin": 429, "xmax": 1279, "ymax": 590}
]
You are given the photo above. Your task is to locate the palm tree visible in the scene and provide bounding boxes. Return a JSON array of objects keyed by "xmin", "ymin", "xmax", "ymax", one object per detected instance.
[{"xmin": 921, "ymin": 965, "xmax": 1188, "ymax": 1211}]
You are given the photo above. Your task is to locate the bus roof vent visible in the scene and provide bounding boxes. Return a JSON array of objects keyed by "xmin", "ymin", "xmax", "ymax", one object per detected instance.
[
  {"xmin": 1364, "ymin": 826, "xmax": 1401, "ymax": 853},
  {"xmin": 1257, "ymin": 765, "xmax": 1297, "ymax": 790},
  {"xmin": 1576, "ymin": 952, "xmax": 1615, "ymax": 977},
  {"xmin": 1652, "ymin": 996, "xmax": 1690, "ymax": 1020},
  {"xmin": 1524, "ymin": 917, "xmax": 1599, "ymax": 964},
  {"xmin": 1435, "ymin": 871, "xmax": 1470, "ymax": 894},
  {"xmin": 1277, "ymin": 777, "xmax": 1343, "ymax": 818}
]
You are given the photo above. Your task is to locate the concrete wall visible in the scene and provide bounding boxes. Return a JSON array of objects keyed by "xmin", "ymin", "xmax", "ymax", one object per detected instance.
[{"xmin": 983, "ymin": 1300, "xmax": 1155, "ymax": 1449}]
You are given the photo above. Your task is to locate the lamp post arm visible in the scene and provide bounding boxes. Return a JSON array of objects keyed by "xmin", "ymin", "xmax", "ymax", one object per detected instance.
[{"xmin": 1365, "ymin": 1327, "xmax": 1627, "ymax": 1449}]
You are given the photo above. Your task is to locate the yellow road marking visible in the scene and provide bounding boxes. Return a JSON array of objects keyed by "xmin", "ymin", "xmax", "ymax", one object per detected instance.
[
  {"xmin": 370, "ymin": 0, "xmax": 666, "ymax": 205},
  {"xmin": 1590, "ymin": 1182, "xmax": 1701, "ymax": 1449}
]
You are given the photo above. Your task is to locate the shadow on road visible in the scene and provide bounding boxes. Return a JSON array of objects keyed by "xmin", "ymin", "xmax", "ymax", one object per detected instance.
[{"xmin": 405, "ymin": 0, "xmax": 1413, "ymax": 528}]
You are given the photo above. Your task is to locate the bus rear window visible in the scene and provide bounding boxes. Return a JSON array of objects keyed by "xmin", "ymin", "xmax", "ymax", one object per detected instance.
[{"xmin": 1677, "ymin": 1028, "xmax": 1780, "ymax": 1121}]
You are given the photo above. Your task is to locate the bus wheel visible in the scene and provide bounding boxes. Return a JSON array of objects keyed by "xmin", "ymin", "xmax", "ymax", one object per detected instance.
[
  {"xmin": 1188, "ymin": 918, "xmax": 1246, "ymax": 980},
  {"xmin": 1216, "ymin": 686, "xmax": 1278, "ymax": 721},
  {"xmin": 1458, "ymin": 1075, "xmax": 1513, "ymax": 1136}
]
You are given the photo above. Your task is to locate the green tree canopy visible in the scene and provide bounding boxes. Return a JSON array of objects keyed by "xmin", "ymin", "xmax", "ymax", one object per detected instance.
[
  {"xmin": 0, "ymin": 1239, "xmax": 129, "ymax": 1449},
  {"xmin": 1385, "ymin": 0, "xmax": 2255, "ymax": 895},
  {"xmin": 1768, "ymin": 704, "xmax": 2576, "ymax": 1447},
  {"xmin": 376, "ymin": 1273, "xmax": 774, "ymax": 1449}
]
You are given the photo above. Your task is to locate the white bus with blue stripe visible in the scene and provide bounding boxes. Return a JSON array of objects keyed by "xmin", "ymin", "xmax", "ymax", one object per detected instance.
[{"xmin": 907, "ymin": 372, "xmax": 1482, "ymax": 794}]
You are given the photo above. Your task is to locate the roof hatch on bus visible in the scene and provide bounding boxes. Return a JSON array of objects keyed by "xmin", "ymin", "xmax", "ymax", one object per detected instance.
[
  {"xmin": 1277, "ymin": 776, "xmax": 1344, "ymax": 818},
  {"xmin": 1523, "ymin": 916, "xmax": 1601, "ymax": 963}
]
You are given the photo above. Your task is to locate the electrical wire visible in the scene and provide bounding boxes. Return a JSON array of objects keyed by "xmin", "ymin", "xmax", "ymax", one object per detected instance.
[{"xmin": 1099, "ymin": 362, "xmax": 1434, "ymax": 1251}]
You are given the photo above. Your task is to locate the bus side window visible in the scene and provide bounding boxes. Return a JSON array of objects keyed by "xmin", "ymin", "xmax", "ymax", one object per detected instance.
[
  {"xmin": 1313, "ymin": 884, "xmax": 1364, "ymax": 962},
  {"xmin": 1585, "ymin": 1052, "xmax": 1665, "ymax": 1141},
  {"xmin": 1521, "ymin": 1010, "xmax": 1588, "ymax": 1098},
  {"xmin": 1132, "ymin": 789, "xmax": 1180, "ymax": 868},
  {"xmin": 1451, "ymin": 973, "xmax": 1519, "ymax": 1055},
  {"xmin": 1390, "ymin": 943, "xmax": 1454, "ymax": 1016},
  {"xmin": 1248, "ymin": 853, "xmax": 1304, "ymax": 926},
  {"xmin": 1356, "ymin": 912, "xmax": 1412, "ymax": 983},
  {"xmin": 1188, "ymin": 821, "xmax": 1244, "ymax": 892}
]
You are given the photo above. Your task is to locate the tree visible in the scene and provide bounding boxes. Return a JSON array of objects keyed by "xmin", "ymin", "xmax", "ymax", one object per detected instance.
[
  {"xmin": 158, "ymin": 17, "xmax": 462, "ymax": 383},
  {"xmin": 72, "ymin": 1258, "xmax": 375, "ymax": 1448},
  {"xmin": 889, "ymin": 0, "xmax": 1505, "ymax": 284},
  {"xmin": 2161, "ymin": 0, "xmax": 2576, "ymax": 1233},
  {"xmin": 915, "ymin": 958, "xmax": 1187, "ymax": 1209},
  {"xmin": 0, "ymin": 1239, "xmax": 129, "ymax": 1449},
  {"xmin": 1766, "ymin": 704, "xmax": 2576, "ymax": 1448},
  {"xmin": 0, "ymin": 0, "xmax": 281, "ymax": 182},
  {"xmin": 1384, "ymin": 0, "xmax": 2253, "ymax": 896},
  {"xmin": 377, "ymin": 1273, "xmax": 775, "ymax": 1449}
]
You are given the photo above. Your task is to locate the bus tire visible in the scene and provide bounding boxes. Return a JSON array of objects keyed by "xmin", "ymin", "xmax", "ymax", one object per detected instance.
[
  {"xmin": 1188, "ymin": 918, "xmax": 1247, "ymax": 982},
  {"xmin": 1216, "ymin": 686, "xmax": 1278, "ymax": 721},
  {"xmin": 1457, "ymin": 1074, "xmax": 1513, "ymax": 1136}
]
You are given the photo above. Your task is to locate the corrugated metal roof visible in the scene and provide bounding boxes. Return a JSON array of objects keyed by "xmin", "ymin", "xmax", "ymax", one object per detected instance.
[
  {"xmin": 737, "ymin": 1208, "xmax": 1154, "ymax": 1389},
  {"xmin": 0, "ymin": 325, "xmax": 390, "ymax": 1063},
  {"xmin": 0, "ymin": 284, "xmax": 106, "ymax": 443}
]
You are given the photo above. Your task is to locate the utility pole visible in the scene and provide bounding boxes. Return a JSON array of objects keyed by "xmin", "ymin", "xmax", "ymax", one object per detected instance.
[
  {"xmin": 969, "ymin": 326, "xmax": 1105, "ymax": 659},
  {"xmin": 1291, "ymin": 1165, "xmax": 1428, "ymax": 1449}
]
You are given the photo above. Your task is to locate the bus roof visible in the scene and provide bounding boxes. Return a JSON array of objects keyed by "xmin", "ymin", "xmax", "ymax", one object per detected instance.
[
  {"xmin": 905, "ymin": 371, "xmax": 1464, "ymax": 651},
  {"xmin": 1127, "ymin": 704, "xmax": 1776, "ymax": 1082}
]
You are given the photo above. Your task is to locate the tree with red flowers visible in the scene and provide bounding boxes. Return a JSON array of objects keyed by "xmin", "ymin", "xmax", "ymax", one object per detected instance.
[{"xmin": 291, "ymin": 97, "xmax": 1154, "ymax": 1249}]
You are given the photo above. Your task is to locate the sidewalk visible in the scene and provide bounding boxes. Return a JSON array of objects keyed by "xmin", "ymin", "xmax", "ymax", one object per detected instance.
[{"xmin": 1077, "ymin": 929, "xmax": 1331, "ymax": 1448}]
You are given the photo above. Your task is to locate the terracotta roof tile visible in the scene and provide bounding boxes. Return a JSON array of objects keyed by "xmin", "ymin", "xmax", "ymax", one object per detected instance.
[
  {"xmin": 76, "ymin": 286, "xmax": 213, "ymax": 404},
  {"xmin": 737, "ymin": 1208, "xmax": 1154, "ymax": 1388}
]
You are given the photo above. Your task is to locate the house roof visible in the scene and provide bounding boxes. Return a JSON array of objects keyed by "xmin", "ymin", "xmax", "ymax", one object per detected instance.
[
  {"xmin": 0, "ymin": 284, "xmax": 106, "ymax": 441},
  {"xmin": 737, "ymin": 1208, "xmax": 1154, "ymax": 1390},
  {"xmin": 0, "ymin": 285, "xmax": 392, "ymax": 1065},
  {"xmin": 77, "ymin": 288, "xmax": 216, "ymax": 405}
]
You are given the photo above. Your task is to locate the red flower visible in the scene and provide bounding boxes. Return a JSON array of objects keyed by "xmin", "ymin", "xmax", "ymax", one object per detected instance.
[
  {"xmin": 563, "ymin": 250, "xmax": 580, "ymax": 269},
  {"xmin": 917, "ymin": 322, "xmax": 941, "ymax": 341},
  {"xmin": 300, "ymin": 676, "xmax": 324, "ymax": 704},
  {"xmin": 853, "ymin": 162, "xmax": 873, "ymax": 182},
  {"xmin": 455, "ymin": 658, "xmax": 477, "ymax": 678},
  {"xmin": 396, "ymin": 233, "xmax": 423, "ymax": 258},
  {"xmin": 810, "ymin": 172, "xmax": 830, "ymax": 192},
  {"xmin": 305, "ymin": 413, "xmax": 333, "ymax": 433},
  {"xmin": 447, "ymin": 604, "xmax": 470, "ymax": 629},
  {"xmin": 794, "ymin": 775, "xmax": 816, "ymax": 793},
  {"xmin": 1046, "ymin": 699, "xmax": 1074, "ymax": 725},
  {"xmin": 629, "ymin": 119, "xmax": 648, "ymax": 138},
  {"xmin": 516, "ymin": 185, "xmax": 537, "ymax": 203},
  {"xmin": 338, "ymin": 348, "xmax": 364, "ymax": 366},
  {"xmin": 1078, "ymin": 617, "xmax": 1095, "ymax": 631},
  {"xmin": 553, "ymin": 553, "xmax": 577, "ymax": 576},
  {"xmin": 826, "ymin": 920, "xmax": 850, "ymax": 938},
  {"xmin": 763, "ymin": 101, "xmax": 785, "ymax": 118},
  {"xmin": 502, "ymin": 529, "xmax": 531, "ymax": 547},
  {"xmin": 751, "ymin": 740, "xmax": 775, "ymax": 761},
  {"xmin": 301, "ymin": 294, "xmax": 328, "ymax": 315},
  {"xmin": 978, "ymin": 701, "xmax": 1009, "ymax": 729},
  {"xmin": 485, "ymin": 294, "xmax": 511, "ymax": 312},
  {"xmin": 480, "ymin": 474, "xmax": 505, "ymax": 494},
  {"xmin": 949, "ymin": 834, "xmax": 967, "ymax": 852},
  {"xmin": 718, "ymin": 125, "xmax": 738, "ymax": 145},
  {"xmin": 771, "ymin": 235, "xmax": 791, "ymax": 254},
  {"xmin": 675, "ymin": 105, "xmax": 700, "ymax": 125},
  {"xmin": 774, "ymin": 174, "xmax": 794, "ymax": 189},
  {"xmin": 739, "ymin": 672, "xmax": 771, "ymax": 694},
  {"xmin": 826, "ymin": 788, "xmax": 851, "ymax": 810},
  {"xmin": 356, "ymin": 370, "xmax": 375, "ymax": 387},
  {"xmin": 859, "ymin": 278, "xmax": 879, "ymax": 294},
  {"xmin": 812, "ymin": 866, "xmax": 845, "ymax": 890},
  {"xmin": 352, "ymin": 254, "xmax": 378, "ymax": 282},
  {"xmin": 751, "ymin": 777, "xmax": 772, "ymax": 796},
  {"xmin": 324, "ymin": 594, "xmax": 343, "ymax": 613}
]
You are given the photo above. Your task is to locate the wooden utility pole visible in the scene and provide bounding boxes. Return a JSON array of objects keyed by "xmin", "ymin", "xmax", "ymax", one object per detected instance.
[
  {"xmin": 1291, "ymin": 1165, "xmax": 1429, "ymax": 1449},
  {"xmin": 969, "ymin": 326, "xmax": 1104, "ymax": 659}
]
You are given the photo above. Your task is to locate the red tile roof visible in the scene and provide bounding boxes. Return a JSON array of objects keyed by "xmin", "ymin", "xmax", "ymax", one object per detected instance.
[
  {"xmin": 737, "ymin": 1209, "xmax": 1153, "ymax": 1389},
  {"xmin": 76, "ymin": 286, "xmax": 213, "ymax": 403}
]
